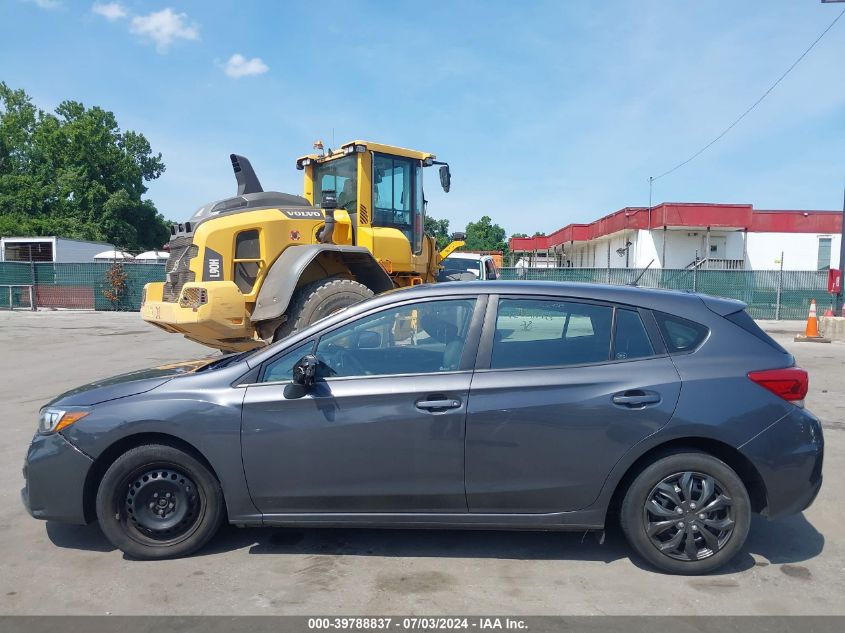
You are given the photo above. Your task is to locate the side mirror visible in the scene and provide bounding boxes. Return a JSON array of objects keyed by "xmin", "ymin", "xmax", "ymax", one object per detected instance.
[
  {"xmin": 357, "ymin": 330, "xmax": 381, "ymax": 349},
  {"xmin": 284, "ymin": 354, "xmax": 318, "ymax": 399},
  {"xmin": 439, "ymin": 165, "xmax": 451, "ymax": 193}
]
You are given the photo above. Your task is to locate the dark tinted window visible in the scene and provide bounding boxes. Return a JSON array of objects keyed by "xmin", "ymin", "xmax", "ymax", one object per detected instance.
[
  {"xmin": 654, "ymin": 312, "xmax": 709, "ymax": 353},
  {"xmin": 725, "ymin": 310, "xmax": 787, "ymax": 354},
  {"xmin": 262, "ymin": 341, "xmax": 314, "ymax": 383},
  {"xmin": 491, "ymin": 299, "xmax": 612, "ymax": 369},
  {"xmin": 316, "ymin": 299, "xmax": 476, "ymax": 377},
  {"xmin": 613, "ymin": 309, "xmax": 654, "ymax": 360},
  {"xmin": 234, "ymin": 230, "xmax": 260, "ymax": 293}
]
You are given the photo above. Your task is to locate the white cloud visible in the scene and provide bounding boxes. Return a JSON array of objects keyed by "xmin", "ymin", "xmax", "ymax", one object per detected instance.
[
  {"xmin": 222, "ymin": 53, "xmax": 269, "ymax": 79},
  {"xmin": 24, "ymin": 0, "xmax": 62, "ymax": 9},
  {"xmin": 130, "ymin": 8, "xmax": 199, "ymax": 53},
  {"xmin": 92, "ymin": 2, "xmax": 127, "ymax": 21}
]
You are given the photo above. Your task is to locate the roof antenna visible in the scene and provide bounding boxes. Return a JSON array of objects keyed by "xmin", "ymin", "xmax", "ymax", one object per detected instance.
[
  {"xmin": 628, "ymin": 259, "xmax": 655, "ymax": 287},
  {"xmin": 230, "ymin": 154, "xmax": 263, "ymax": 195}
]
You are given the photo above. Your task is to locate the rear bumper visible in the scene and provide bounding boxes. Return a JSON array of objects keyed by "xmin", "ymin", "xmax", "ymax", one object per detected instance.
[
  {"xmin": 141, "ymin": 281, "xmax": 257, "ymax": 351},
  {"xmin": 22, "ymin": 432, "xmax": 93, "ymax": 525},
  {"xmin": 740, "ymin": 406, "xmax": 824, "ymax": 519}
]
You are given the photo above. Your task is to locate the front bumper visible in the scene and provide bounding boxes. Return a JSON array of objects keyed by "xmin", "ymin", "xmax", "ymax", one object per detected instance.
[
  {"xmin": 22, "ymin": 432, "xmax": 93, "ymax": 525},
  {"xmin": 740, "ymin": 406, "xmax": 824, "ymax": 519},
  {"xmin": 141, "ymin": 281, "xmax": 258, "ymax": 351}
]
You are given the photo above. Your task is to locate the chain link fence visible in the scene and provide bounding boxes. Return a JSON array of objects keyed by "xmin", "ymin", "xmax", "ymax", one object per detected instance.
[
  {"xmin": 0, "ymin": 262, "xmax": 165, "ymax": 311},
  {"xmin": 499, "ymin": 267, "xmax": 831, "ymax": 320},
  {"xmin": 0, "ymin": 261, "xmax": 831, "ymax": 319}
]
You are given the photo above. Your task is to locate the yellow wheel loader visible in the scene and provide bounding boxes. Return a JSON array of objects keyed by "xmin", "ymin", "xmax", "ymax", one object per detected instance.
[{"xmin": 141, "ymin": 140, "xmax": 464, "ymax": 352}]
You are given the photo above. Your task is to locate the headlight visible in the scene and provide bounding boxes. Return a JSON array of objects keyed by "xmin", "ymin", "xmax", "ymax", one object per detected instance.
[{"xmin": 38, "ymin": 408, "xmax": 90, "ymax": 435}]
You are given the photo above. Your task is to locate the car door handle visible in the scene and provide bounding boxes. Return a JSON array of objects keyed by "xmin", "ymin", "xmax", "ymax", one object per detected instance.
[
  {"xmin": 612, "ymin": 390, "xmax": 661, "ymax": 407},
  {"xmin": 416, "ymin": 398, "xmax": 461, "ymax": 411}
]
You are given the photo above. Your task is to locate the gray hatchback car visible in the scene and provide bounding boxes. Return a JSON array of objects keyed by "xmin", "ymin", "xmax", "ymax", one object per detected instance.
[{"xmin": 23, "ymin": 281, "xmax": 823, "ymax": 574}]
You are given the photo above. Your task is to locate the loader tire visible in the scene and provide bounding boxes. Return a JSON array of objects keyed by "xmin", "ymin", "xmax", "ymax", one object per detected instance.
[{"xmin": 273, "ymin": 278, "xmax": 374, "ymax": 343}]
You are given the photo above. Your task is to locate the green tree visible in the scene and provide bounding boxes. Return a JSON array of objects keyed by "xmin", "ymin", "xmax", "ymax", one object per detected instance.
[
  {"xmin": 464, "ymin": 215, "xmax": 507, "ymax": 252},
  {"xmin": 424, "ymin": 215, "xmax": 451, "ymax": 251},
  {"xmin": 0, "ymin": 82, "xmax": 171, "ymax": 251},
  {"xmin": 511, "ymin": 232, "xmax": 528, "ymax": 238}
]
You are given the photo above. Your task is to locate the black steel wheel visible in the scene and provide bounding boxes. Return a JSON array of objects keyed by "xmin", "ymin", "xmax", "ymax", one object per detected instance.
[
  {"xmin": 620, "ymin": 451, "xmax": 751, "ymax": 575},
  {"xmin": 123, "ymin": 467, "xmax": 202, "ymax": 543},
  {"xmin": 96, "ymin": 444, "xmax": 224, "ymax": 559}
]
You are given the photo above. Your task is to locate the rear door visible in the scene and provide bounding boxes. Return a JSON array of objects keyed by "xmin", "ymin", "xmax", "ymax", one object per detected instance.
[{"xmin": 465, "ymin": 295, "xmax": 681, "ymax": 513}]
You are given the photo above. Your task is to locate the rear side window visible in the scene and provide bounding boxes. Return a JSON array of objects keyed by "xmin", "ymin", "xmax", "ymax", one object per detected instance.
[
  {"xmin": 613, "ymin": 309, "xmax": 654, "ymax": 360},
  {"xmin": 725, "ymin": 310, "xmax": 788, "ymax": 354},
  {"xmin": 491, "ymin": 299, "xmax": 613, "ymax": 369},
  {"xmin": 654, "ymin": 312, "xmax": 709, "ymax": 354}
]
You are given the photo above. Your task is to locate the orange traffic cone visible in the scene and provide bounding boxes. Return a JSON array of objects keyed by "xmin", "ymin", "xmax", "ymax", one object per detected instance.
[
  {"xmin": 824, "ymin": 306, "xmax": 834, "ymax": 317},
  {"xmin": 795, "ymin": 298, "xmax": 830, "ymax": 343}
]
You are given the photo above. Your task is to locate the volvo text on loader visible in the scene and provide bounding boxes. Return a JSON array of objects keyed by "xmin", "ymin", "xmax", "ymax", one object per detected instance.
[{"xmin": 141, "ymin": 141, "xmax": 464, "ymax": 352}]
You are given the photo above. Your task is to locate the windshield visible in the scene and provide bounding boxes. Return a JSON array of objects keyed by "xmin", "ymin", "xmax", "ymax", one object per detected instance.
[
  {"xmin": 313, "ymin": 155, "xmax": 357, "ymax": 212},
  {"xmin": 441, "ymin": 258, "xmax": 481, "ymax": 276}
]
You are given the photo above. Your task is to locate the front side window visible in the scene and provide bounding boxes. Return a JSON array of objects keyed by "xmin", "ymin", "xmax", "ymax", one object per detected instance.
[
  {"xmin": 314, "ymin": 155, "xmax": 357, "ymax": 212},
  {"xmin": 491, "ymin": 299, "xmax": 613, "ymax": 369},
  {"xmin": 315, "ymin": 299, "xmax": 477, "ymax": 378},
  {"xmin": 261, "ymin": 341, "xmax": 315, "ymax": 383},
  {"xmin": 373, "ymin": 153, "xmax": 422, "ymax": 253}
]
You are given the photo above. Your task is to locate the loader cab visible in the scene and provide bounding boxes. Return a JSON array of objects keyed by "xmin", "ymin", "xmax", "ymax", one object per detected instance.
[{"xmin": 298, "ymin": 141, "xmax": 447, "ymax": 268}]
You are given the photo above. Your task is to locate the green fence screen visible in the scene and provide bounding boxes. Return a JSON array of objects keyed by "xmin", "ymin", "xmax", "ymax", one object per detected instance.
[
  {"xmin": 0, "ymin": 261, "xmax": 831, "ymax": 319},
  {"xmin": 0, "ymin": 261, "xmax": 166, "ymax": 311},
  {"xmin": 498, "ymin": 267, "xmax": 830, "ymax": 320}
]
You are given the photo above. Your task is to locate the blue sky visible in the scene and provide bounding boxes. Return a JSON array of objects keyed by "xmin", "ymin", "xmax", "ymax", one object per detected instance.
[{"xmin": 2, "ymin": 0, "xmax": 844, "ymax": 236}]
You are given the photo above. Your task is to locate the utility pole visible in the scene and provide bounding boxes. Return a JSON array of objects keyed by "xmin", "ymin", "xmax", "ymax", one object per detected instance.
[{"xmin": 837, "ymin": 182, "xmax": 845, "ymax": 313}]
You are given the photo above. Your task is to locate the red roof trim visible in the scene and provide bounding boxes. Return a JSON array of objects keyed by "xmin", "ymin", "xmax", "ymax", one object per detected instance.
[{"xmin": 510, "ymin": 203, "xmax": 841, "ymax": 250}]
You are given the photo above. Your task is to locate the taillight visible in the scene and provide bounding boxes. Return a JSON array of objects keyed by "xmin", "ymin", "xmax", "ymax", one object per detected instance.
[{"xmin": 747, "ymin": 367, "xmax": 808, "ymax": 402}]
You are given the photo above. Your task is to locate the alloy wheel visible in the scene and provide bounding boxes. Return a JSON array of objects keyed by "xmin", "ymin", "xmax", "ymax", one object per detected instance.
[{"xmin": 642, "ymin": 471, "xmax": 736, "ymax": 561}]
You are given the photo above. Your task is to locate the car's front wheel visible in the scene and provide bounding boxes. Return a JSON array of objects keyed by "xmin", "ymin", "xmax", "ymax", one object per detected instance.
[
  {"xmin": 95, "ymin": 444, "xmax": 224, "ymax": 559},
  {"xmin": 620, "ymin": 451, "xmax": 751, "ymax": 575}
]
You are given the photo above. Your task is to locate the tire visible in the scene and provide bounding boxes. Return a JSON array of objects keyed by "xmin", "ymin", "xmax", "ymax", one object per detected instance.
[
  {"xmin": 273, "ymin": 278, "xmax": 374, "ymax": 342},
  {"xmin": 95, "ymin": 444, "xmax": 224, "ymax": 560},
  {"xmin": 620, "ymin": 451, "xmax": 751, "ymax": 575}
]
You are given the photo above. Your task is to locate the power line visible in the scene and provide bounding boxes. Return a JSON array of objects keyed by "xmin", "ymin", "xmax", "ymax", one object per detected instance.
[{"xmin": 652, "ymin": 7, "xmax": 845, "ymax": 182}]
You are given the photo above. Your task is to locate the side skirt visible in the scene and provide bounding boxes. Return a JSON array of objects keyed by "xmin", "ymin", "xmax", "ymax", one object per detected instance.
[{"xmin": 235, "ymin": 509, "xmax": 606, "ymax": 530}]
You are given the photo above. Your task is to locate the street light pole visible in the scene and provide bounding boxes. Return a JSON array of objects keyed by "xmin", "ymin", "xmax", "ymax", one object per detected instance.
[{"xmin": 837, "ymin": 183, "xmax": 845, "ymax": 314}]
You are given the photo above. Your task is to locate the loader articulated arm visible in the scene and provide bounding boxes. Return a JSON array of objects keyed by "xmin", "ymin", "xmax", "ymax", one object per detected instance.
[{"xmin": 439, "ymin": 238, "xmax": 466, "ymax": 260}]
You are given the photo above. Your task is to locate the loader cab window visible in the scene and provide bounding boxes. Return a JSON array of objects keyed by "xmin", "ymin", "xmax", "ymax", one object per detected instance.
[
  {"xmin": 314, "ymin": 155, "xmax": 357, "ymax": 213},
  {"xmin": 373, "ymin": 153, "xmax": 423, "ymax": 254}
]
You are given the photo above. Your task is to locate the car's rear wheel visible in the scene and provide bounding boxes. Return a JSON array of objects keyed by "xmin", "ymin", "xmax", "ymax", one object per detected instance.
[
  {"xmin": 620, "ymin": 451, "xmax": 751, "ymax": 575},
  {"xmin": 95, "ymin": 444, "xmax": 224, "ymax": 559}
]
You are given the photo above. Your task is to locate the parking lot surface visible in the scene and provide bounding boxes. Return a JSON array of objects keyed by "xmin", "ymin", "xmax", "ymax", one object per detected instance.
[{"xmin": 1, "ymin": 310, "xmax": 843, "ymax": 615}]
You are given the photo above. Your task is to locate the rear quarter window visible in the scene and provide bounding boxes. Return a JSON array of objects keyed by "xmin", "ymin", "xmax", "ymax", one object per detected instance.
[{"xmin": 654, "ymin": 312, "xmax": 709, "ymax": 354}]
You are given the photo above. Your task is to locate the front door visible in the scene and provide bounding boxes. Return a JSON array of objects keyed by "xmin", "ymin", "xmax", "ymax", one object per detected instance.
[
  {"xmin": 241, "ymin": 296, "xmax": 482, "ymax": 514},
  {"xmin": 465, "ymin": 297, "xmax": 681, "ymax": 513}
]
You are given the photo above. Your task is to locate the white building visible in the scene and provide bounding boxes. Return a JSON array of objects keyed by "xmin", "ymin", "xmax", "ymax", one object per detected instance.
[
  {"xmin": 510, "ymin": 203, "xmax": 841, "ymax": 271},
  {"xmin": 0, "ymin": 237, "xmax": 117, "ymax": 263}
]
